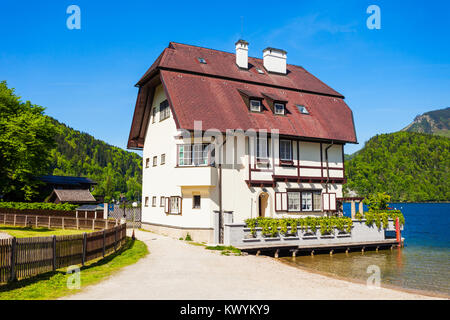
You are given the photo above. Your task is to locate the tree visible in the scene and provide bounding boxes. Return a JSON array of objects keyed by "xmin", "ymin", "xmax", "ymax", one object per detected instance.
[{"xmin": 0, "ymin": 81, "xmax": 57, "ymax": 200}]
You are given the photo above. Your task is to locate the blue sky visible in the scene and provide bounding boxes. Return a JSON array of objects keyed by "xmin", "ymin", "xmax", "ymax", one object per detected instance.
[{"xmin": 0, "ymin": 0, "xmax": 448, "ymax": 154}]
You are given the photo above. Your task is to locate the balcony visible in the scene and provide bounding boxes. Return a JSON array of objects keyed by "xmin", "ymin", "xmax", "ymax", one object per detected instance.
[{"xmin": 176, "ymin": 166, "xmax": 217, "ymax": 187}]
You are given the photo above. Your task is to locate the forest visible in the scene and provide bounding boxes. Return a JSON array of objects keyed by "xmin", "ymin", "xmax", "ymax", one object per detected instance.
[
  {"xmin": 345, "ymin": 131, "xmax": 449, "ymax": 202},
  {"xmin": 0, "ymin": 81, "xmax": 142, "ymax": 202}
]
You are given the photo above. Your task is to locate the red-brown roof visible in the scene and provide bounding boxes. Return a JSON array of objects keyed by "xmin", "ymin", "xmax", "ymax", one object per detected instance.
[{"xmin": 128, "ymin": 42, "xmax": 357, "ymax": 149}]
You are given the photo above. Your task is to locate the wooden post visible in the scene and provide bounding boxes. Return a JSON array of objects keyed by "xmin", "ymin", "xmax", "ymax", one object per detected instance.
[
  {"xmin": 62, "ymin": 217, "xmax": 65, "ymax": 230},
  {"xmin": 52, "ymin": 235, "xmax": 57, "ymax": 271},
  {"xmin": 311, "ymin": 250, "xmax": 314, "ymax": 256},
  {"xmin": 105, "ymin": 219, "xmax": 108, "ymax": 230},
  {"xmin": 85, "ymin": 211, "xmax": 87, "ymax": 219},
  {"xmin": 82, "ymin": 233, "xmax": 87, "ymax": 266},
  {"xmin": 92, "ymin": 219, "xmax": 95, "ymax": 230},
  {"xmin": 114, "ymin": 227, "xmax": 118, "ymax": 252},
  {"xmin": 76, "ymin": 218, "xmax": 79, "ymax": 230},
  {"xmin": 256, "ymin": 250, "xmax": 261, "ymax": 256},
  {"xmin": 24, "ymin": 215, "xmax": 27, "ymax": 227},
  {"xmin": 13, "ymin": 214, "xmax": 16, "ymax": 227},
  {"xmin": 292, "ymin": 250, "xmax": 297, "ymax": 258},
  {"xmin": 10, "ymin": 237, "xmax": 17, "ymax": 282},
  {"xmin": 345, "ymin": 248, "xmax": 350, "ymax": 254},
  {"xmin": 102, "ymin": 229, "xmax": 106, "ymax": 257},
  {"xmin": 358, "ymin": 201, "xmax": 363, "ymax": 214},
  {"xmin": 274, "ymin": 249, "xmax": 279, "ymax": 258},
  {"xmin": 35, "ymin": 216, "xmax": 38, "ymax": 228},
  {"xmin": 329, "ymin": 249, "xmax": 334, "ymax": 256}
]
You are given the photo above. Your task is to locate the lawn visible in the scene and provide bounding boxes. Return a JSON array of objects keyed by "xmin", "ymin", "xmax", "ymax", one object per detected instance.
[
  {"xmin": 0, "ymin": 238, "xmax": 149, "ymax": 300},
  {"xmin": 0, "ymin": 225, "xmax": 94, "ymax": 238}
]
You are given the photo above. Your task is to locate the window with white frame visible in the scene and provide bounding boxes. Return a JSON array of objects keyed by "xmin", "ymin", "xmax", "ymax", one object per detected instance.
[
  {"xmin": 152, "ymin": 196, "xmax": 157, "ymax": 207},
  {"xmin": 287, "ymin": 192, "xmax": 300, "ymax": 212},
  {"xmin": 160, "ymin": 196, "xmax": 165, "ymax": 207},
  {"xmin": 297, "ymin": 105, "xmax": 309, "ymax": 114},
  {"xmin": 153, "ymin": 156, "xmax": 157, "ymax": 166},
  {"xmin": 145, "ymin": 158, "xmax": 150, "ymax": 168},
  {"xmin": 313, "ymin": 191, "xmax": 322, "ymax": 211},
  {"xmin": 301, "ymin": 192, "xmax": 312, "ymax": 211},
  {"xmin": 250, "ymin": 99, "xmax": 261, "ymax": 112},
  {"xmin": 170, "ymin": 196, "xmax": 181, "ymax": 214},
  {"xmin": 274, "ymin": 103, "xmax": 285, "ymax": 115},
  {"xmin": 279, "ymin": 139, "xmax": 292, "ymax": 161},
  {"xmin": 256, "ymin": 137, "xmax": 268, "ymax": 159},
  {"xmin": 161, "ymin": 154, "xmax": 165, "ymax": 165},
  {"xmin": 193, "ymin": 195, "xmax": 201, "ymax": 209},
  {"xmin": 144, "ymin": 197, "xmax": 149, "ymax": 207},
  {"xmin": 178, "ymin": 144, "xmax": 209, "ymax": 166},
  {"xmin": 160, "ymin": 100, "xmax": 170, "ymax": 121}
]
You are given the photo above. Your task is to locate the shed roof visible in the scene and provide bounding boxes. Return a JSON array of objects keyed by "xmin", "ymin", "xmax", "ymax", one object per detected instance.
[{"xmin": 50, "ymin": 189, "xmax": 97, "ymax": 203}]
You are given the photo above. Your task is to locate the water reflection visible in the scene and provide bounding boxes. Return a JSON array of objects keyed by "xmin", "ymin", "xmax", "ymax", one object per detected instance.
[{"xmin": 281, "ymin": 246, "xmax": 450, "ymax": 296}]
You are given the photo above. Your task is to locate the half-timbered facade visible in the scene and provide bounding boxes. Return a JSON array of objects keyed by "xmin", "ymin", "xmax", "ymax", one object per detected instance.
[{"xmin": 128, "ymin": 41, "xmax": 357, "ymax": 242}]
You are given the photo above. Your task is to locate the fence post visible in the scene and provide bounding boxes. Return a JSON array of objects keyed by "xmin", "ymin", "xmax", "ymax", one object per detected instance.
[
  {"xmin": 105, "ymin": 219, "xmax": 108, "ymax": 230},
  {"xmin": 102, "ymin": 229, "xmax": 106, "ymax": 257},
  {"xmin": 114, "ymin": 227, "xmax": 118, "ymax": 251},
  {"xmin": 52, "ymin": 235, "xmax": 57, "ymax": 271},
  {"xmin": 24, "ymin": 215, "xmax": 27, "ymax": 227},
  {"xmin": 48, "ymin": 216, "xmax": 51, "ymax": 229},
  {"xmin": 35, "ymin": 216, "xmax": 38, "ymax": 228},
  {"xmin": 76, "ymin": 218, "xmax": 79, "ymax": 230},
  {"xmin": 82, "ymin": 232, "xmax": 87, "ymax": 266},
  {"xmin": 9, "ymin": 237, "xmax": 16, "ymax": 282},
  {"xmin": 92, "ymin": 219, "xmax": 95, "ymax": 230},
  {"xmin": 13, "ymin": 214, "xmax": 16, "ymax": 226},
  {"xmin": 61, "ymin": 217, "xmax": 64, "ymax": 230}
]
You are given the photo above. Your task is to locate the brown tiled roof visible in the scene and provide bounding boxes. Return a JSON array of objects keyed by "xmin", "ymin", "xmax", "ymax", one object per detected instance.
[
  {"xmin": 128, "ymin": 42, "xmax": 358, "ymax": 149},
  {"xmin": 52, "ymin": 189, "xmax": 96, "ymax": 203}
]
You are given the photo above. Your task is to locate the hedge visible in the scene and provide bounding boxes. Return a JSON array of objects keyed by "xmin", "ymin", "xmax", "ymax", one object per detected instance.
[{"xmin": 0, "ymin": 202, "xmax": 78, "ymax": 211}]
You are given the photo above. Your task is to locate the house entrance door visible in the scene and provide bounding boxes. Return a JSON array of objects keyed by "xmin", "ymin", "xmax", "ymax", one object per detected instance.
[{"xmin": 258, "ymin": 193, "xmax": 269, "ymax": 218}]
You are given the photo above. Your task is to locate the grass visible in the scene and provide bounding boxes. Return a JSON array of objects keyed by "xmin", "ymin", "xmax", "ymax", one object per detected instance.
[
  {"xmin": 205, "ymin": 245, "xmax": 242, "ymax": 256},
  {"xmin": 0, "ymin": 238, "xmax": 149, "ymax": 300},
  {"xmin": 0, "ymin": 225, "xmax": 94, "ymax": 238}
]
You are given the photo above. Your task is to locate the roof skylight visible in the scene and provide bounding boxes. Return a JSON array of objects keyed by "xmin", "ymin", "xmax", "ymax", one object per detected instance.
[
  {"xmin": 256, "ymin": 68, "xmax": 264, "ymax": 74},
  {"xmin": 197, "ymin": 57, "xmax": 207, "ymax": 64},
  {"xmin": 297, "ymin": 105, "xmax": 309, "ymax": 114}
]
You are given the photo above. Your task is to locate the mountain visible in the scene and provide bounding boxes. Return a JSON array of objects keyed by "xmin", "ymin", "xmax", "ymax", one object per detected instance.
[
  {"xmin": 401, "ymin": 107, "xmax": 449, "ymax": 138},
  {"xmin": 47, "ymin": 118, "xmax": 142, "ymax": 202},
  {"xmin": 344, "ymin": 131, "xmax": 450, "ymax": 202}
]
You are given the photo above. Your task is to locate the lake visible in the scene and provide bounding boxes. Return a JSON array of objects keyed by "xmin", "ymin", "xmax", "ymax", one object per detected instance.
[{"xmin": 280, "ymin": 203, "xmax": 450, "ymax": 297}]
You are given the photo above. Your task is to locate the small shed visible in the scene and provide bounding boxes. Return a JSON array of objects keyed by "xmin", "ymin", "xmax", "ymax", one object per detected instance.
[{"xmin": 75, "ymin": 204, "xmax": 105, "ymax": 219}]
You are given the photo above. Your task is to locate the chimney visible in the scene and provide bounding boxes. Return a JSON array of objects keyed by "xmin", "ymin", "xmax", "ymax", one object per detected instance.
[
  {"xmin": 263, "ymin": 47, "xmax": 287, "ymax": 74},
  {"xmin": 235, "ymin": 40, "xmax": 249, "ymax": 69}
]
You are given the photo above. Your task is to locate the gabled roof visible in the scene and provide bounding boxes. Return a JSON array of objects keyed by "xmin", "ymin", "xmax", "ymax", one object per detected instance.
[
  {"xmin": 50, "ymin": 189, "xmax": 97, "ymax": 203},
  {"xmin": 128, "ymin": 42, "xmax": 358, "ymax": 149}
]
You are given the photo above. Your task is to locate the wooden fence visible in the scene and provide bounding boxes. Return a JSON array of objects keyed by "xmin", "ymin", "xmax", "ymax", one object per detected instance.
[
  {"xmin": 0, "ymin": 213, "xmax": 117, "ymax": 230},
  {"xmin": 0, "ymin": 224, "xmax": 127, "ymax": 283}
]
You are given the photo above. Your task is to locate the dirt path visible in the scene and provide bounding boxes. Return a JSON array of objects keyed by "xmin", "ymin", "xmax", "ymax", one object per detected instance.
[{"xmin": 63, "ymin": 229, "xmax": 438, "ymax": 300}]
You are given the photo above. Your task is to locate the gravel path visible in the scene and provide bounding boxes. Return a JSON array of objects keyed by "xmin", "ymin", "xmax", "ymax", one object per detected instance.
[{"xmin": 63, "ymin": 229, "xmax": 438, "ymax": 300}]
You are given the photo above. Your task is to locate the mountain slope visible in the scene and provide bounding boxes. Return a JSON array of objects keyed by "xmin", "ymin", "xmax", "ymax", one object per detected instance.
[
  {"xmin": 345, "ymin": 131, "xmax": 449, "ymax": 202},
  {"xmin": 48, "ymin": 118, "xmax": 142, "ymax": 202},
  {"xmin": 402, "ymin": 107, "xmax": 449, "ymax": 137}
]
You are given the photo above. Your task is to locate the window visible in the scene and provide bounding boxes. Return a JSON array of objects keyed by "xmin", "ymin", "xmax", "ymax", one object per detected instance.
[
  {"xmin": 313, "ymin": 191, "xmax": 322, "ymax": 211},
  {"xmin": 145, "ymin": 158, "xmax": 150, "ymax": 168},
  {"xmin": 161, "ymin": 154, "xmax": 166, "ymax": 165},
  {"xmin": 287, "ymin": 190, "xmax": 322, "ymax": 212},
  {"xmin": 274, "ymin": 103, "xmax": 285, "ymax": 115},
  {"xmin": 250, "ymin": 99, "xmax": 261, "ymax": 112},
  {"xmin": 301, "ymin": 192, "xmax": 312, "ymax": 211},
  {"xmin": 197, "ymin": 57, "xmax": 207, "ymax": 64},
  {"xmin": 153, "ymin": 156, "xmax": 157, "ymax": 166},
  {"xmin": 152, "ymin": 107, "xmax": 156, "ymax": 123},
  {"xmin": 178, "ymin": 144, "xmax": 209, "ymax": 166},
  {"xmin": 256, "ymin": 68, "xmax": 265, "ymax": 74},
  {"xmin": 297, "ymin": 105, "xmax": 309, "ymax": 114},
  {"xmin": 279, "ymin": 139, "xmax": 292, "ymax": 161},
  {"xmin": 287, "ymin": 192, "xmax": 300, "ymax": 212},
  {"xmin": 152, "ymin": 196, "xmax": 157, "ymax": 207},
  {"xmin": 170, "ymin": 196, "xmax": 182, "ymax": 214},
  {"xmin": 160, "ymin": 100, "xmax": 170, "ymax": 121},
  {"xmin": 256, "ymin": 137, "xmax": 268, "ymax": 159},
  {"xmin": 160, "ymin": 196, "xmax": 165, "ymax": 207},
  {"xmin": 144, "ymin": 197, "xmax": 149, "ymax": 207},
  {"xmin": 193, "ymin": 195, "xmax": 201, "ymax": 209}
]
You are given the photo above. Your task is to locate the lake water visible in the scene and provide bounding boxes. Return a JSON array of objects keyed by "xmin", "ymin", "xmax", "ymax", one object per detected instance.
[{"xmin": 280, "ymin": 203, "xmax": 450, "ymax": 297}]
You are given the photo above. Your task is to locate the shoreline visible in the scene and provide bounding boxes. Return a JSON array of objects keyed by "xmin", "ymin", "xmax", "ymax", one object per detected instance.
[{"xmin": 279, "ymin": 257, "xmax": 450, "ymax": 299}]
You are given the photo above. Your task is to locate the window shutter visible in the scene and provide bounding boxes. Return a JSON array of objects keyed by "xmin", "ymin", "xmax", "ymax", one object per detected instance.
[
  {"xmin": 323, "ymin": 193, "xmax": 330, "ymax": 211},
  {"xmin": 164, "ymin": 197, "xmax": 170, "ymax": 214},
  {"xmin": 281, "ymin": 192, "xmax": 287, "ymax": 211},
  {"xmin": 329, "ymin": 194, "xmax": 336, "ymax": 211}
]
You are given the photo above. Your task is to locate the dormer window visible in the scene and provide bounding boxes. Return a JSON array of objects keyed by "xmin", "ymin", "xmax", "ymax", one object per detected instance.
[
  {"xmin": 297, "ymin": 105, "xmax": 309, "ymax": 114},
  {"xmin": 250, "ymin": 99, "xmax": 261, "ymax": 112},
  {"xmin": 274, "ymin": 103, "xmax": 285, "ymax": 115},
  {"xmin": 197, "ymin": 57, "xmax": 207, "ymax": 64},
  {"xmin": 256, "ymin": 68, "xmax": 265, "ymax": 74}
]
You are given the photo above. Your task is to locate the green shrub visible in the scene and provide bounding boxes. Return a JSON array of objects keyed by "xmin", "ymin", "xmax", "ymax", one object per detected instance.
[{"xmin": 0, "ymin": 202, "xmax": 78, "ymax": 211}]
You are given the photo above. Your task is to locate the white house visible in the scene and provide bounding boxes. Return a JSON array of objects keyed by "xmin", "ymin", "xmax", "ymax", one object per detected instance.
[{"xmin": 128, "ymin": 41, "xmax": 357, "ymax": 243}]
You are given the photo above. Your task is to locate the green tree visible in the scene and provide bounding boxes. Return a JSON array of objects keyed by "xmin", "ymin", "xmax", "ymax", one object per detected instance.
[{"xmin": 0, "ymin": 81, "xmax": 57, "ymax": 201}]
